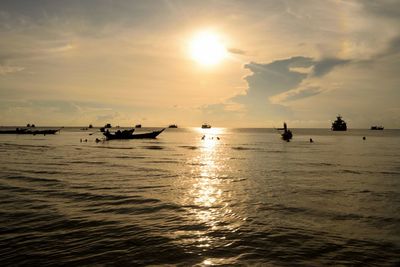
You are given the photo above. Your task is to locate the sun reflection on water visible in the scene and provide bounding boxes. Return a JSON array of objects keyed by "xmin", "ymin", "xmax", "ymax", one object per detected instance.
[
  {"xmin": 183, "ymin": 128, "xmax": 239, "ymax": 245},
  {"xmin": 170, "ymin": 128, "xmax": 246, "ymax": 264}
]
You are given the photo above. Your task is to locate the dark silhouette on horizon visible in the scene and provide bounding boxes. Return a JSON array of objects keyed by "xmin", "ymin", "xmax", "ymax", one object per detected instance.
[
  {"xmin": 278, "ymin": 122, "xmax": 293, "ymax": 142},
  {"xmin": 0, "ymin": 128, "xmax": 60, "ymax": 135},
  {"xmin": 103, "ymin": 128, "xmax": 165, "ymax": 140},
  {"xmin": 331, "ymin": 115, "xmax": 347, "ymax": 131}
]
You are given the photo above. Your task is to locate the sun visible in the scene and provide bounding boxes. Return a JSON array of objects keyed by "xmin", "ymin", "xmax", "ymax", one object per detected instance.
[{"xmin": 189, "ymin": 31, "xmax": 227, "ymax": 66}]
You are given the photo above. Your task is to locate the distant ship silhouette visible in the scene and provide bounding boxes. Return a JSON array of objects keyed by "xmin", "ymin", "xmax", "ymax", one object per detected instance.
[{"xmin": 331, "ymin": 115, "xmax": 347, "ymax": 131}]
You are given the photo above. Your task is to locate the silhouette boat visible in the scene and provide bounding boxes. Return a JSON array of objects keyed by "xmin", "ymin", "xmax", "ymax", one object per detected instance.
[
  {"xmin": 100, "ymin": 123, "xmax": 112, "ymax": 132},
  {"xmin": 277, "ymin": 122, "xmax": 293, "ymax": 141},
  {"xmin": 201, "ymin": 123, "xmax": 211, "ymax": 129},
  {"xmin": 135, "ymin": 124, "xmax": 142, "ymax": 128},
  {"xmin": 331, "ymin": 115, "xmax": 347, "ymax": 131},
  {"xmin": 370, "ymin": 126, "xmax": 384, "ymax": 130},
  {"xmin": 30, "ymin": 129, "xmax": 60, "ymax": 135},
  {"xmin": 103, "ymin": 128, "xmax": 165, "ymax": 140},
  {"xmin": 168, "ymin": 124, "xmax": 178, "ymax": 128},
  {"xmin": 0, "ymin": 128, "xmax": 60, "ymax": 135},
  {"xmin": 0, "ymin": 128, "xmax": 28, "ymax": 134}
]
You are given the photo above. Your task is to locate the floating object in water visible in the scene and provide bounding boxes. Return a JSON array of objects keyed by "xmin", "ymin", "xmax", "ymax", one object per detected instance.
[
  {"xmin": 310, "ymin": 138, "xmax": 313, "ymax": 143},
  {"xmin": 168, "ymin": 124, "xmax": 178, "ymax": 128},
  {"xmin": 363, "ymin": 136, "xmax": 366, "ymax": 140},
  {"xmin": 201, "ymin": 123, "xmax": 211, "ymax": 129},
  {"xmin": 278, "ymin": 122, "xmax": 293, "ymax": 141},
  {"xmin": 370, "ymin": 126, "xmax": 384, "ymax": 130}
]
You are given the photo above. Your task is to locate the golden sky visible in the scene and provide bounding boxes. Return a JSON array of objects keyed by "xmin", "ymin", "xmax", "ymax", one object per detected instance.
[{"xmin": 0, "ymin": 0, "xmax": 399, "ymax": 127}]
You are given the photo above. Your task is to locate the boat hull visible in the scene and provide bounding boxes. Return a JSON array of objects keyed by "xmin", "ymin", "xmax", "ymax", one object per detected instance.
[
  {"xmin": 104, "ymin": 129, "xmax": 165, "ymax": 140},
  {"xmin": 0, "ymin": 129, "xmax": 60, "ymax": 135}
]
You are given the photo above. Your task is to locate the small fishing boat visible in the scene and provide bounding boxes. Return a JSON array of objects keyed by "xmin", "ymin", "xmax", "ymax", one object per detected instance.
[
  {"xmin": 277, "ymin": 122, "xmax": 293, "ymax": 141},
  {"xmin": 100, "ymin": 123, "xmax": 112, "ymax": 132},
  {"xmin": 30, "ymin": 129, "xmax": 61, "ymax": 135},
  {"xmin": 370, "ymin": 126, "xmax": 384, "ymax": 130},
  {"xmin": 0, "ymin": 128, "xmax": 61, "ymax": 135},
  {"xmin": 103, "ymin": 128, "xmax": 165, "ymax": 140},
  {"xmin": 201, "ymin": 123, "xmax": 211, "ymax": 129},
  {"xmin": 168, "ymin": 124, "xmax": 178, "ymax": 128},
  {"xmin": 0, "ymin": 128, "xmax": 28, "ymax": 134},
  {"xmin": 135, "ymin": 124, "xmax": 142, "ymax": 128}
]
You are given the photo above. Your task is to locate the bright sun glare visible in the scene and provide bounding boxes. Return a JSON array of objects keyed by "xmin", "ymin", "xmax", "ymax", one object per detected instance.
[{"xmin": 189, "ymin": 31, "xmax": 227, "ymax": 66}]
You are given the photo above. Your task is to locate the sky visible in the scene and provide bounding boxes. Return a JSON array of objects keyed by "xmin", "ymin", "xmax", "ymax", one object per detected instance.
[{"xmin": 0, "ymin": 0, "xmax": 399, "ymax": 128}]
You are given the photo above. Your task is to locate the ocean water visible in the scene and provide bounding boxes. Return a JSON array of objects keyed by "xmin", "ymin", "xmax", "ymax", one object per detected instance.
[{"xmin": 0, "ymin": 127, "xmax": 399, "ymax": 266}]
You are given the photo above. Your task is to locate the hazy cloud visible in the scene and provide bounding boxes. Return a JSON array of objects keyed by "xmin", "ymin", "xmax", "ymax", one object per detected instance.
[
  {"xmin": 312, "ymin": 58, "xmax": 351, "ymax": 77},
  {"xmin": 228, "ymin": 48, "xmax": 246, "ymax": 55},
  {"xmin": 379, "ymin": 35, "xmax": 400, "ymax": 57},
  {"xmin": 360, "ymin": 0, "xmax": 400, "ymax": 18},
  {"xmin": 204, "ymin": 55, "xmax": 350, "ymax": 119},
  {"xmin": 241, "ymin": 56, "xmax": 314, "ymax": 98},
  {"xmin": 269, "ymin": 86, "xmax": 323, "ymax": 104},
  {"xmin": 0, "ymin": 65, "xmax": 24, "ymax": 75}
]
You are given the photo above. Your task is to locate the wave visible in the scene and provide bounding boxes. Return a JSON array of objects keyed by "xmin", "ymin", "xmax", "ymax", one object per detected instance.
[
  {"xmin": 341, "ymin": 169, "xmax": 362, "ymax": 174},
  {"xmin": 231, "ymin": 146, "xmax": 258, "ymax": 151},
  {"xmin": 91, "ymin": 146, "xmax": 135, "ymax": 150},
  {"xmin": 179, "ymin": 145, "xmax": 199, "ymax": 150},
  {"xmin": 0, "ymin": 143, "xmax": 53, "ymax": 149},
  {"xmin": 2, "ymin": 175, "xmax": 64, "ymax": 186},
  {"xmin": 142, "ymin": 145, "xmax": 165, "ymax": 150},
  {"xmin": 115, "ymin": 156, "xmax": 148, "ymax": 159}
]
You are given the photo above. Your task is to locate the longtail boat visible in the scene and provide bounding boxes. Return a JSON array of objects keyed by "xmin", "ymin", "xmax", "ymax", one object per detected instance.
[
  {"xmin": 0, "ymin": 128, "xmax": 61, "ymax": 135},
  {"xmin": 103, "ymin": 128, "xmax": 165, "ymax": 140}
]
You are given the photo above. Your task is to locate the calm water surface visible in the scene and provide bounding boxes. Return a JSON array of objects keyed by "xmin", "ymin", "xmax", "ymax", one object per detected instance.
[{"xmin": 1, "ymin": 128, "xmax": 399, "ymax": 266}]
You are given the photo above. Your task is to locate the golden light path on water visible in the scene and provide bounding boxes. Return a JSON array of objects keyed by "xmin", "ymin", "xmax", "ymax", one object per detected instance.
[{"xmin": 180, "ymin": 128, "xmax": 245, "ymax": 265}]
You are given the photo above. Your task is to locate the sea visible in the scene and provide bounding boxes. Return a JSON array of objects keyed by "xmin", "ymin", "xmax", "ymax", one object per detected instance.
[{"xmin": 0, "ymin": 127, "xmax": 399, "ymax": 266}]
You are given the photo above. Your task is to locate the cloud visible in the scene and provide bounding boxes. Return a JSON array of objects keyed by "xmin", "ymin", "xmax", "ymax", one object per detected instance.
[
  {"xmin": 203, "ymin": 55, "xmax": 351, "ymax": 120},
  {"xmin": 360, "ymin": 0, "xmax": 400, "ymax": 18},
  {"xmin": 269, "ymin": 86, "xmax": 324, "ymax": 104},
  {"xmin": 0, "ymin": 65, "xmax": 24, "ymax": 75},
  {"xmin": 228, "ymin": 48, "xmax": 246, "ymax": 55},
  {"xmin": 241, "ymin": 56, "xmax": 314, "ymax": 99},
  {"xmin": 312, "ymin": 58, "xmax": 351, "ymax": 77},
  {"xmin": 377, "ymin": 35, "xmax": 400, "ymax": 58}
]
